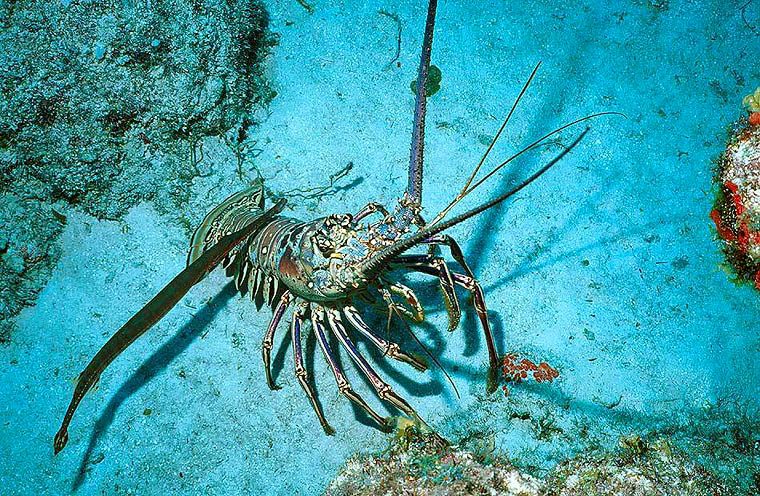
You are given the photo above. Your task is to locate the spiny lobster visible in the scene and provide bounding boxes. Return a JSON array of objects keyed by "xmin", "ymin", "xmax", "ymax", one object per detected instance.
[{"xmin": 54, "ymin": 0, "xmax": 618, "ymax": 454}]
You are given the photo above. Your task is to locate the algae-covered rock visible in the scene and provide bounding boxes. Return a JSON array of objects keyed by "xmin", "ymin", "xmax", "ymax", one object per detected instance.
[
  {"xmin": 0, "ymin": 0, "xmax": 275, "ymax": 341},
  {"xmin": 0, "ymin": 0, "xmax": 275, "ymax": 218},
  {"xmin": 710, "ymin": 91, "xmax": 760, "ymax": 290},
  {"xmin": 0, "ymin": 196, "xmax": 64, "ymax": 344},
  {"xmin": 326, "ymin": 428, "xmax": 729, "ymax": 495},
  {"xmin": 544, "ymin": 437, "xmax": 728, "ymax": 495},
  {"xmin": 326, "ymin": 428, "xmax": 542, "ymax": 496}
]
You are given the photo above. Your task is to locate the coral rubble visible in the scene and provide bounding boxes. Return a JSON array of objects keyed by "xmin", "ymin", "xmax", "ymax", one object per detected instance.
[
  {"xmin": 545, "ymin": 436, "xmax": 728, "ymax": 495},
  {"xmin": 326, "ymin": 428, "xmax": 542, "ymax": 496},
  {"xmin": 326, "ymin": 429, "xmax": 728, "ymax": 495}
]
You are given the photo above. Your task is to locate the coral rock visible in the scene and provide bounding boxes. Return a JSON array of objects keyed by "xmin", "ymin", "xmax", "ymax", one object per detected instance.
[{"xmin": 711, "ymin": 106, "xmax": 760, "ymax": 287}]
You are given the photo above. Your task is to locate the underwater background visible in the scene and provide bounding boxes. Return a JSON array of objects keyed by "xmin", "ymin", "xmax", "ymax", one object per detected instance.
[{"xmin": 1, "ymin": 0, "xmax": 759, "ymax": 494}]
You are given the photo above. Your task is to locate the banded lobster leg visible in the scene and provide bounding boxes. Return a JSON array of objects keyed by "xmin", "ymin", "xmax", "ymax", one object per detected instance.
[
  {"xmin": 391, "ymin": 253, "xmax": 500, "ymax": 392},
  {"xmin": 386, "ymin": 251, "xmax": 462, "ymax": 334},
  {"xmin": 411, "ymin": 244, "xmax": 464, "ymax": 333},
  {"xmin": 322, "ymin": 307, "xmax": 446, "ymax": 442},
  {"xmin": 291, "ymin": 302, "xmax": 335, "ymax": 435},
  {"xmin": 342, "ymin": 304, "xmax": 428, "ymax": 372},
  {"xmin": 319, "ymin": 307, "xmax": 421, "ymax": 421},
  {"xmin": 379, "ymin": 280, "xmax": 425, "ymax": 324},
  {"xmin": 419, "ymin": 234, "xmax": 499, "ymax": 376},
  {"xmin": 310, "ymin": 308, "xmax": 390, "ymax": 431},
  {"xmin": 261, "ymin": 291, "xmax": 293, "ymax": 390},
  {"xmin": 352, "ymin": 202, "xmax": 389, "ymax": 223}
]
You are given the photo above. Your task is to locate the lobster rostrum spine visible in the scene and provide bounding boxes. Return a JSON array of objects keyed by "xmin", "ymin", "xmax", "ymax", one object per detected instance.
[{"xmin": 54, "ymin": 0, "xmax": 618, "ymax": 453}]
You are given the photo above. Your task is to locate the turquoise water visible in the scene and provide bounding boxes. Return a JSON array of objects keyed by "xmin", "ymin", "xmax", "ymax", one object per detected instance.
[{"xmin": 1, "ymin": 0, "xmax": 759, "ymax": 494}]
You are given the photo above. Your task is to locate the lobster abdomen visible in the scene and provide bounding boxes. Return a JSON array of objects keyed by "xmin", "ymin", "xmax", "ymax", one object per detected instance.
[
  {"xmin": 188, "ymin": 185, "xmax": 331, "ymax": 306},
  {"xmin": 187, "ymin": 185, "xmax": 268, "ymax": 268}
]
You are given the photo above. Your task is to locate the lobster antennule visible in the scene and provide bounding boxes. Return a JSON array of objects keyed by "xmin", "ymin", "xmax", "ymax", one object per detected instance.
[{"xmin": 359, "ymin": 128, "xmax": 590, "ymax": 279}]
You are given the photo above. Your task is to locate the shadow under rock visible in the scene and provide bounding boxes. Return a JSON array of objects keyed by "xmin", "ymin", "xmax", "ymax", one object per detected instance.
[{"xmin": 72, "ymin": 282, "xmax": 238, "ymax": 491}]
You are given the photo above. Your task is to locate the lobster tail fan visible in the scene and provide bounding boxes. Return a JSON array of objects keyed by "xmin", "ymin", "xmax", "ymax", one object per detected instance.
[
  {"xmin": 360, "ymin": 128, "xmax": 589, "ymax": 280},
  {"xmin": 187, "ymin": 185, "xmax": 266, "ymax": 268}
]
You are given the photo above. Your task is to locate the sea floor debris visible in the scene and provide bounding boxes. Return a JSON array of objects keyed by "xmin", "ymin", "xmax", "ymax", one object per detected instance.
[{"xmin": 326, "ymin": 428, "xmax": 729, "ymax": 495}]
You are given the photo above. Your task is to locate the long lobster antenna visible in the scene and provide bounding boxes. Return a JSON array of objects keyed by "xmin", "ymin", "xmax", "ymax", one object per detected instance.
[
  {"xmin": 53, "ymin": 199, "xmax": 286, "ymax": 455},
  {"xmin": 458, "ymin": 62, "xmax": 542, "ymax": 201},
  {"xmin": 407, "ymin": 0, "xmax": 438, "ymax": 205},
  {"xmin": 430, "ymin": 111, "xmax": 625, "ymax": 225},
  {"xmin": 360, "ymin": 128, "xmax": 589, "ymax": 279}
]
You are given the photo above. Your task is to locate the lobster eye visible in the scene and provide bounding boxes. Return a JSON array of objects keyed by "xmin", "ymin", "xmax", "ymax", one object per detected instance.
[
  {"xmin": 339, "ymin": 214, "xmax": 353, "ymax": 227},
  {"xmin": 325, "ymin": 215, "xmax": 340, "ymax": 227},
  {"xmin": 325, "ymin": 213, "xmax": 352, "ymax": 229},
  {"xmin": 313, "ymin": 230, "xmax": 334, "ymax": 255}
]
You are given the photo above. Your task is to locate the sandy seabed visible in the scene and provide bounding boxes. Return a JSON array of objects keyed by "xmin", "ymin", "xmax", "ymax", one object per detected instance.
[{"xmin": 1, "ymin": 0, "xmax": 759, "ymax": 494}]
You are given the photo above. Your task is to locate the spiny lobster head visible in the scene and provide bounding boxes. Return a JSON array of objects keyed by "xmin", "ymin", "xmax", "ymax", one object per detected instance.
[
  {"xmin": 282, "ymin": 213, "xmax": 373, "ymax": 302},
  {"xmin": 285, "ymin": 116, "xmax": 596, "ymax": 303},
  {"xmin": 311, "ymin": 213, "xmax": 354, "ymax": 256},
  {"xmin": 287, "ymin": 210, "xmax": 423, "ymax": 302}
]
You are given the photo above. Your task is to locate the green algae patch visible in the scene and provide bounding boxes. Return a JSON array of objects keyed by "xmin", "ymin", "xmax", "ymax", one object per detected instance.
[{"xmin": 410, "ymin": 64, "xmax": 443, "ymax": 97}]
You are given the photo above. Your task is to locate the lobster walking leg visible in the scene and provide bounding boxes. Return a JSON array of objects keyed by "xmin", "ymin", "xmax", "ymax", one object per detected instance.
[
  {"xmin": 53, "ymin": 199, "xmax": 285, "ymax": 455},
  {"xmin": 430, "ymin": 257, "xmax": 461, "ymax": 332},
  {"xmin": 452, "ymin": 273, "xmax": 499, "ymax": 391},
  {"xmin": 391, "ymin": 256, "xmax": 500, "ymax": 392},
  {"xmin": 342, "ymin": 305, "xmax": 428, "ymax": 372},
  {"xmin": 324, "ymin": 308, "xmax": 419, "ymax": 420},
  {"xmin": 390, "ymin": 254, "xmax": 461, "ymax": 332},
  {"xmin": 381, "ymin": 281, "xmax": 425, "ymax": 323},
  {"xmin": 262, "ymin": 291, "xmax": 293, "ymax": 390},
  {"xmin": 292, "ymin": 302, "xmax": 335, "ymax": 435},
  {"xmin": 311, "ymin": 308, "xmax": 389, "ymax": 430},
  {"xmin": 422, "ymin": 234, "xmax": 474, "ymax": 278}
]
